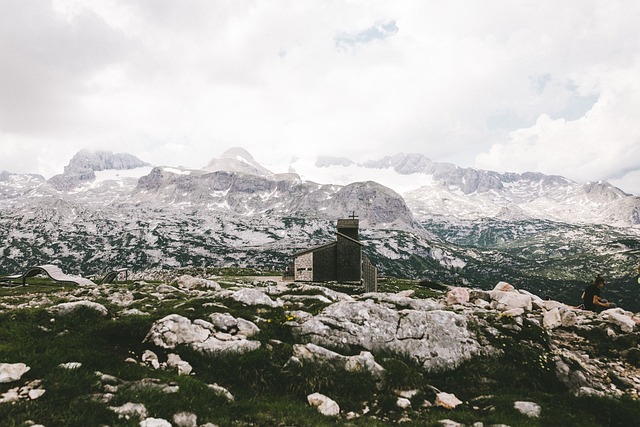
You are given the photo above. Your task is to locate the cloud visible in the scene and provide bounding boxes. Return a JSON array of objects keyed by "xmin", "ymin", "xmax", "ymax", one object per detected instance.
[
  {"xmin": 0, "ymin": 0, "xmax": 639, "ymax": 197},
  {"xmin": 476, "ymin": 57, "xmax": 640, "ymax": 190}
]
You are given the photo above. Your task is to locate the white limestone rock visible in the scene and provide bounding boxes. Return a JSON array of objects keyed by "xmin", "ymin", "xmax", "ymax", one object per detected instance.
[
  {"xmin": 228, "ymin": 288, "xmax": 283, "ymax": 307},
  {"xmin": 293, "ymin": 300, "xmax": 482, "ymax": 372},
  {"xmin": 600, "ymin": 308, "xmax": 637, "ymax": 333},
  {"xmin": 208, "ymin": 383, "xmax": 235, "ymax": 402},
  {"xmin": 167, "ymin": 353, "xmax": 193, "ymax": 376},
  {"xmin": 446, "ymin": 287, "xmax": 470, "ymax": 306},
  {"xmin": 48, "ymin": 300, "xmax": 109, "ymax": 317},
  {"xmin": 307, "ymin": 392, "xmax": 340, "ymax": 417},
  {"xmin": 543, "ymin": 308, "xmax": 562, "ymax": 330},
  {"xmin": 291, "ymin": 343, "xmax": 385, "ymax": 380},
  {"xmin": 435, "ymin": 392, "xmax": 463, "ymax": 409},
  {"xmin": 514, "ymin": 400, "xmax": 541, "ymax": 418},
  {"xmin": 175, "ymin": 274, "xmax": 221, "ymax": 291},
  {"xmin": 58, "ymin": 362, "xmax": 82, "ymax": 370},
  {"xmin": 0, "ymin": 363, "xmax": 30, "ymax": 383},
  {"xmin": 172, "ymin": 411, "xmax": 197, "ymax": 427},
  {"xmin": 110, "ymin": 402, "xmax": 148, "ymax": 420},
  {"xmin": 140, "ymin": 417, "xmax": 172, "ymax": 427},
  {"xmin": 145, "ymin": 314, "xmax": 261, "ymax": 355}
]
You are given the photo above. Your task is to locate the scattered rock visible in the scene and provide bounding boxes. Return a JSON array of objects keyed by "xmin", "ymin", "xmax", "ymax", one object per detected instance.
[
  {"xmin": 109, "ymin": 402, "xmax": 148, "ymax": 420},
  {"xmin": 48, "ymin": 300, "xmax": 109, "ymax": 317},
  {"xmin": 514, "ymin": 400, "xmax": 541, "ymax": 418},
  {"xmin": 446, "ymin": 287, "xmax": 470, "ymax": 305},
  {"xmin": 208, "ymin": 383, "xmax": 234, "ymax": 402},
  {"xmin": 172, "ymin": 411, "xmax": 197, "ymax": 427},
  {"xmin": 140, "ymin": 417, "xmax": 172, "ymax": 427},
  {"xmin": 435, "ymin": 392, "xmax": 463, "ymax": 409},
  {"xmin": 0, "ymin": 363, "xmax": 30, "ymax": 383},
  {"xmin": 307, "ymin": 392, "xmax": 340, "ymax": 417}
]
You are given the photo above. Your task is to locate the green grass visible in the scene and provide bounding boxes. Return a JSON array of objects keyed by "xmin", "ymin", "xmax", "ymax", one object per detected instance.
[{"xmin": 1, "ymin": 274, "xmax": 640, "ymax": 426}]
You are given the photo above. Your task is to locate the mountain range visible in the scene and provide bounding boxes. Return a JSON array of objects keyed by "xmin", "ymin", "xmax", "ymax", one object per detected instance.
[{"xmin": 1, "ymin": 148, "xmax": 639, "ymax": 310}]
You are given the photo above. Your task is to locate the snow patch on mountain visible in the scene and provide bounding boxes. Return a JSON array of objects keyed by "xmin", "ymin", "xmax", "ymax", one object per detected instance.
[{"xmin": 204, "ymin": 147, "xmax": 273, "ymax": 176}]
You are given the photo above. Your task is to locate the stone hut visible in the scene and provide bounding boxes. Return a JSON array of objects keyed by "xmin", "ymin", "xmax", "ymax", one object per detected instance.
[{"xmin": 292, "ymin": 217, "xmax": 377, "ymax": 291}]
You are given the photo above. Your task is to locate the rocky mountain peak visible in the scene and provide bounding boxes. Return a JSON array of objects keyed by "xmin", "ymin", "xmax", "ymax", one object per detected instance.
[
  {"xmin": 64, "ymin": 149, "xmax": 149, "ymax": 174},
  {"xmin": 204, "ymin": 147, "xmax": 272, "ymax": 176},
  {"xmin": 47, "ymin": 150, "xmax": 149, "ymax": 191}
]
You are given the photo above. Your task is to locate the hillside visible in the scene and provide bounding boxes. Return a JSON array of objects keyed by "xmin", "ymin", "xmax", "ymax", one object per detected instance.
[
  {"xmin": 1, "ymin": 270, "xmax": 639, "ymax": 426},
  {"xmin": 1, "ymin": 148, "xmax": 640, "ymax": 312}
]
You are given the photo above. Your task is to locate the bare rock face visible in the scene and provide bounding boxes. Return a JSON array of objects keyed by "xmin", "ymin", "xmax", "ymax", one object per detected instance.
[
  {"xmin": 144, "ymin": 314, "xmax": 261, "ymax": 355},
  {"xmin": 0, "ymin": 363, "xmax": 30, "ymax": 383},
  {"xmin": 292, "ymin": 300, "xmax": 482, "ymax": 372}
]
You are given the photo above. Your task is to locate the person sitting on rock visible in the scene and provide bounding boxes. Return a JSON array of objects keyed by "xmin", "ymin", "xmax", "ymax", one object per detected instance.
[{"xmin": 582, "ymin": 275, "xmax": 616, "ymax": 312}]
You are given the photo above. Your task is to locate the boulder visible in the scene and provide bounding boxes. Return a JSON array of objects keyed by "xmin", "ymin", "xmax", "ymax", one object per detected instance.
[
  {"xmin": 48, "ymin": 300, "xmax": 108, "ymax": 317},
  {"xmin": 307, "ymin": 392, "xmax": 340, "ymax": 417},
  {"xmin": 291, "ymin": 343, "xmax": 385, "ymax": 380},
  {"xmin": 145, "ymin": 314, "xmax": 261, "ymax": 355},
  {"xmin": 172, "ymin": 412, "xmax": 197, "ymax": 427},
  {"xmin": 514, "ymin": 401, "xmax": 541, "ymax": 418},
  {"xmin": 293, "ymin": 300, "xmax": 482, "ymax": 372},
  {"xmin": 0, "ymin": 363, "xmax": 30, "ymax": 383},
  {"xmin": 435, "ymin": 392, "xmax": 463, "ymax": 409},
  {"xmin": 446, "ymin": 287, "xmax": 470, "ymax": 305}
]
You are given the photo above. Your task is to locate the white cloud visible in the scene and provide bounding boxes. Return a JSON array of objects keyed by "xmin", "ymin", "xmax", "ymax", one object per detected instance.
[{"xmin": 0, "ymin": 0, "xmax": 639, "ymax": 196}]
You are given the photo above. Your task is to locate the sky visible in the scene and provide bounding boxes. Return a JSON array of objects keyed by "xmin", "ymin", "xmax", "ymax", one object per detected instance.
[{"xmin": 1, "ymin": 0, "xmax": 640, "ymax": 195}]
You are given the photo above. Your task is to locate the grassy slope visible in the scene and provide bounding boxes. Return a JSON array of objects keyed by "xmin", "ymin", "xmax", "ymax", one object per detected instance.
[{"xmin": 1, "ymin": 273, "xmax": 639, "ymax": 426}]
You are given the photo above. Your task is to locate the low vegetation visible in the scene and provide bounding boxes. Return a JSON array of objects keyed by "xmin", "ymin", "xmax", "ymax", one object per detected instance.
[{"xmin": 1, "ymin": 269, "xmax": 639, "ymax": 426}]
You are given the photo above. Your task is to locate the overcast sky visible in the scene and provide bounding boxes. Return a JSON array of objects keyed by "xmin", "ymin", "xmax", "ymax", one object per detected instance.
[{"xmin": 1, "ymin": 0, "xmax": 640, "ymax": 194}]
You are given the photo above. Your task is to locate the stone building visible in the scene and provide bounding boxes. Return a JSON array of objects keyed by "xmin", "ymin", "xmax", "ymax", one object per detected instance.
[{"xmin": 292, "ymin": 217, "xmax": 377, "ymax": 291}]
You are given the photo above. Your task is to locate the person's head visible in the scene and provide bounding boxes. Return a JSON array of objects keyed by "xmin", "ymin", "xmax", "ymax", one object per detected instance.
[{"xmin": 594, "ymin": 275, "xmax": 605, "ymax": 288}]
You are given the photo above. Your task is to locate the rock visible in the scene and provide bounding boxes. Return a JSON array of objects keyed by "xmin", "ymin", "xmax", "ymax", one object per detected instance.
[
  {"xmin": 291, "ymin": 343, "xmax": 385, "ymax": 381},
  {"xmin": 307, "ymin": 392, "xmax": 340, "ymax": 417},
  {"xmin": 561, "ymin": 309, "xmax": 578, "ymax": 327},
  {"xmin": 489, "ymin": 289, "xmax": 532, "ymax": 312},
  {"xmin": 0, "ymin": 363, "xmax": 30, "ymax": 383},
  {"xmin": 228, "ymin": 288, "xmax": 282, "ymax": 307},
  {"xmin": 175, "ymin": 274, "xmax": 221, "ymax": 291},
  {"xmin": 600, "ymin": 308, "xmax": 636, "ymax": 333},
  {"xmin": 145, "ymin": 314, "xmax": 211, "ymax": 349},
  {"xmin": 108, "ymin": 291, "xmax": 135, "ymax": 306},
  {"xmin": 438, "ymin": 419, "xmax": 463, "ymax": 427},
  {"xmin": 145, "ymin": 314, "xmax": 261, "ymax": 355},
  {"xmin": 58, "ymin": 362, "xmax": 82, "ymax": 370},
  {"xmin": 543, "ymin": 308, "xmax": 562, "ymax": 330},
  {"xmin": 142, "ymin": 350, "xmax": 160, "ymax": 369},
  {"xmin": 435, "ymin": 392, "xmax": 463, "ymax": 409},
  {"xmin": 28, "ymin": 388, "xmax": 46, "ymax": 400},
  {"xmin": 48, "ymin": 300, "xmax": 108, "ymax": 317},
  {"xmin": 172, "ymin": 411, "xmax": 197, "ymax": 427},
  {"xmin": 293, "ymin": 300, "xmax": 482, "ymax": 372},
  {"xmin": 208, "ymin": 383, "xmax": 234, "ymax": 402},
  {"xmin": 397, "ymin": 397, "xmax": 411, "ymax": 409},
  {"xmin": 167, "ymin": 353, "xmax": 193, "ymax": 375},
  {"xmin": 446, "ymin": 287, "xmax": 470, "ymax": 305},
  {"xmin": 209, "ymin": 312, "xmax": 260, "ymax": 337},
  {"xmin": 493, "ymin": 282, "xmax": 515, "ymax": 292},
  {"xmin": 110, "ymin": 402, "xmax": 148, "ymax": 420},
  {"xmin": 140, "ymin": 417, "xmax": 172, "ymax": 427},
  {"xmin": 514, "ymin": 401, "xmax": 541, "ymax": 418}
]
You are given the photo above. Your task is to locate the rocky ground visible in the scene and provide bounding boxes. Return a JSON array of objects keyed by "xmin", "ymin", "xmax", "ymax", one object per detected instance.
[{"xmin": 1, "ymin": 273, "xmax": 639, "ymax": 426}]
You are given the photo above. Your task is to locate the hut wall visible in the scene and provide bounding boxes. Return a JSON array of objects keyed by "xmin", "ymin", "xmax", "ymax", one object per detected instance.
[
  {"xmin": 294, "ymin": 252, "xmax": 313, "ymax": 281},
  {"xmin": 336, "ymin": 235, "xmax": 361, "ymax": 282},
  {"xmin": 312, "ymin": 244, "xmax": 337, "ymax": 281},
  {"xmin": 362, "ymin": 256, "xmax": 377, "ymax": 292}
]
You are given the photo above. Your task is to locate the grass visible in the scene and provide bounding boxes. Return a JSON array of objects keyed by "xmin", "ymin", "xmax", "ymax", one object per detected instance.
[{"xmin": 1, "ymin": 275, "xmax": 640, "ymax": 426}]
